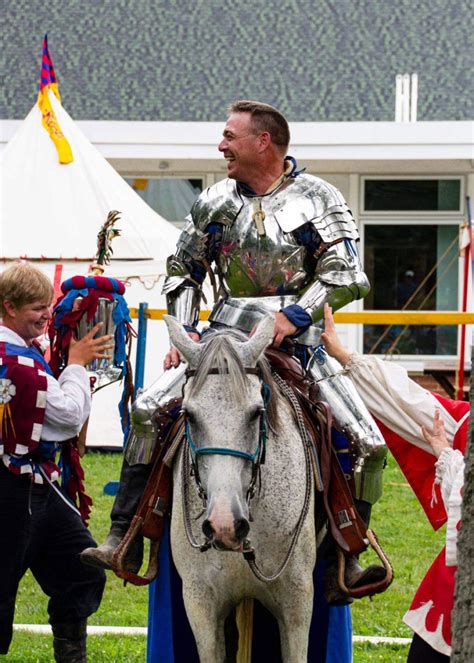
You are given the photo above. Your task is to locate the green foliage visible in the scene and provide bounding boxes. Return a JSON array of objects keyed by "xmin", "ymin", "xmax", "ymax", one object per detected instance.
[{"xmin": 7, "ymin": 451, "xmax": 445, "ymax": 660}]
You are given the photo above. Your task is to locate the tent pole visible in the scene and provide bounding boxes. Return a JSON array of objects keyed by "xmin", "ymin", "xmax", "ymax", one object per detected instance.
[{"xmin": 135, "ymin": 302, "xmax": 148, "ymax": 395}]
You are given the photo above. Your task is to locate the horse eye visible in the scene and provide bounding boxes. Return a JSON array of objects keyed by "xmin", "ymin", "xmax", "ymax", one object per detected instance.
[
  {"xmin": 248, "ymin": 406, "xmax": 261, "ymax": 422},
  {"xmin": 183, "ymin": 408, "xmax": 196, "ymax": 424}
]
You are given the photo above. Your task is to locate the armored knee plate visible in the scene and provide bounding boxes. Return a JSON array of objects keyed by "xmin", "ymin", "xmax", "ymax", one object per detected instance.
[
  {"xmin": 307, "ymin": 347, "xmax": 387, "ymax": 504},
  {"xmin": 125, "ymin": 364, "xmax": 187, "ymax": 465}
]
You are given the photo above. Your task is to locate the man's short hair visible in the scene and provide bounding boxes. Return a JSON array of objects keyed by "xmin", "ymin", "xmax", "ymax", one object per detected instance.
[
  {"xmin": 229, "ymin": 100, "xmax": 290, "ymax": 152},
  {"xmin": 0, "ymin": 262, "xmax": 54, "ymax": 316}
]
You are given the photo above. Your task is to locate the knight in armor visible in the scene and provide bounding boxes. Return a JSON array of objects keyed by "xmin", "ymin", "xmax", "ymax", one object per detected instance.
[
  {"xmin": 81, "ymin": 100, "xmax": 387, "ymax": 599},
  {"xmin": 0, "ymin": 263, "xmax": 111, "ymax": 662}
]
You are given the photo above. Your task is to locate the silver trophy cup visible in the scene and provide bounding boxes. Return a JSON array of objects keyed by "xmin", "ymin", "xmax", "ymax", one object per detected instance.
[{"xmin": 75, "ymin": 296, "xmax": 123, "ymax": 391}]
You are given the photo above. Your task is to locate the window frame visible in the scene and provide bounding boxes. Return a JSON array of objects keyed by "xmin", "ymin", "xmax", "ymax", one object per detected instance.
[
  {"xmin": 122, "ymin": 173, "xmax": 206, "ymax": 228},
  {"xmin": 358, "ymin": 175, "xmax": 466, "ymax": 362},
  {"xmin": 360, "ymin": 175, "xmax": 464, "ymax": 217}
]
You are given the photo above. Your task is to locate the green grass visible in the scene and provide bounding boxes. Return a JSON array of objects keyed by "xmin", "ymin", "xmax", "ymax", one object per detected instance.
[
  {"xmin": 353, "ymin": 642, "xmax": 410, "ymax": 661},
  {"xmin": 6, "ymin": 451, "xmax": 444, "ymax": 661},
  {"xmin": 5, "ymin": 634, "xmax": 410, "ymax": 662},
  {"xmin": 5, "ymin": 632, "xmax": 147, "ymax": 662},
  {"xmin": 351, "ymin": 454, "xmax": 444, "ymax": 640}
]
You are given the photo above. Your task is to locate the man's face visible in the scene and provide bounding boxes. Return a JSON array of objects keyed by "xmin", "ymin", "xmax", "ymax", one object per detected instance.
[
  {"xmin": 4, "ymin": 300, "xmax": 52, "ymax": 342},
  {"xmin": 218, "ymin": 113, "xmax": 261, "ymax": 183}
]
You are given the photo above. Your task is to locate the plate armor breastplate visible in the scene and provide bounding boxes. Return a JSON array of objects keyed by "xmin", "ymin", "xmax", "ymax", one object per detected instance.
[
  {"xmin": 165, "ymin": 174, "xmax": 367, "ymax": 335},
  {"xmin": 218, "ymin": 199, "xmax": 308, "ymax": 298}
]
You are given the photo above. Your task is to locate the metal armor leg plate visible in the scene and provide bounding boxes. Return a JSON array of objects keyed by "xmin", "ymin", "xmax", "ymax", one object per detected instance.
[
  {"xmin": 125, "ymin": 364, "xmax": 187, "ymax": 465},
  {"xmin": 307, "ymin": 347, "xmax": 387, "ymax": 504}
]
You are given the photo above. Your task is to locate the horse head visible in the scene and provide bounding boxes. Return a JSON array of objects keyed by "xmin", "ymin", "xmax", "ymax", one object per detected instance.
[{"xmin": 164, "ymin": 315, "xmax": 276, "ymax": 551}]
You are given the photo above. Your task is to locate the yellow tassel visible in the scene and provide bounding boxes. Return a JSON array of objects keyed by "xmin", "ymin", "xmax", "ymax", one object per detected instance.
[{"xmin": 0, "ymin": 403, "xmax": 16, "ymax": 439}]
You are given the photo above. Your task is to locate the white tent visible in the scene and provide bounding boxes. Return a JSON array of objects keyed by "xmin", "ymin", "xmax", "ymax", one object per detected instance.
[
  {"xmin": 1, "ymin": 90, "xmax": 179, "ymax": 263},
  {"xmin": 0, "ymin": 91, "xmax": 206, "ymax": 448}
]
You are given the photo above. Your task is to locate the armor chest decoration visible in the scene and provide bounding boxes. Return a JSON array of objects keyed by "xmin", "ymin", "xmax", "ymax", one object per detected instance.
[{"xmin": 219, "ymin": 197, "xmax": 308, "ymax": 298}]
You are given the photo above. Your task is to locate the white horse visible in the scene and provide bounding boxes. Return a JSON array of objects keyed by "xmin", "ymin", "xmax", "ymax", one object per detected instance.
[{"xmin": 165, "ymin": 315, "xmax": 316, "ymax": 662}]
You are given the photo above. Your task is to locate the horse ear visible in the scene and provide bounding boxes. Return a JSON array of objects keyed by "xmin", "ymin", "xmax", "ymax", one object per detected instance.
[
  {"xmin": 240, "ymin": 315, "xmax": 275, "ymax": 365},
  {"xmin": 163, "ymin": 315, "xmax": 201, "ymax": 366}
]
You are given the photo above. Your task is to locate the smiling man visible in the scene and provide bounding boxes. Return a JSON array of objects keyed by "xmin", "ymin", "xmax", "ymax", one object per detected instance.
[
  {"xmin": 84, "ymin": 101, "xmax": 388, "ymax": 609},
  {"xmin": 218, "ymin": 104, "xmax": 289, "ymax": 193}
]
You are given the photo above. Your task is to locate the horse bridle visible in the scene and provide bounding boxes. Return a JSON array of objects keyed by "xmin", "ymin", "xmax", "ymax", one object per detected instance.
[
  {"xmin": 182, "ymin": 366, "xmax": 271, "ymax": 506},
  {"xmin": 180, "ymin": 366, "xmax": 313, "ymax": 584}
]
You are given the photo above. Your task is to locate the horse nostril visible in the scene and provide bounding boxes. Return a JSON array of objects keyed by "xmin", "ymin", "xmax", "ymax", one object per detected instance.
[
  {"xmin": 234, "ymin": 518, "xmax": 250, "ymax": 542},
  {"xmin": 202, "ymin": 519, "xmax": 215, "ymax": 539}
]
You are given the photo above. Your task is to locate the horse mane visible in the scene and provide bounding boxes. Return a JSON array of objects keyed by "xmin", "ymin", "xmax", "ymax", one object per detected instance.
[{"xmin": 188, "ymin": 328, "xmax": 280, "ymax": 430}]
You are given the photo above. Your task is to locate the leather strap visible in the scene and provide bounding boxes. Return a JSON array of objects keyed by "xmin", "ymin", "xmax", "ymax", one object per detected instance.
[
  {"xmin": 300, "ymin": 397, "xmax": 368, "ymax": 556},
  {"xmin": 112, "ymin": 413, "xmax": 179, "ymax": 585}
]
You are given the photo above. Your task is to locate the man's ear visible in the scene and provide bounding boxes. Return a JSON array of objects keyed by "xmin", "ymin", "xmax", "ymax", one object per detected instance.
[{"xmin": 258, "ymin": 131, "xmax": 271, "ymax": 151}]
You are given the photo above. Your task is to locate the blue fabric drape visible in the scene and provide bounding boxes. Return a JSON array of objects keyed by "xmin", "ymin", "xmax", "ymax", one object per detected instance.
[{"xmin": 146, "ymin": 525, "xmax": 352, "ymax": 662}]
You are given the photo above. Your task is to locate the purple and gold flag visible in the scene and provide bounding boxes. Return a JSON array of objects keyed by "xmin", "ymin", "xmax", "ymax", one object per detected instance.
[{"xmin": 37, "ymin": 35, "xmax": 73, "ymax": 164}]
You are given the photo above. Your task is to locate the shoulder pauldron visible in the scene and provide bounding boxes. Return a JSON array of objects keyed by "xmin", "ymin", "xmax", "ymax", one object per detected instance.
[
  {"xmin": 173, "ymin": 180, "xmax": 242, "ymax": 263},
  {"xmin": 191, "ymin": 179, "xmax": 242, "ymax": 231},
  {"xmin": 271, "ymin": 175, "xmax": 360, "ymax": 243}
]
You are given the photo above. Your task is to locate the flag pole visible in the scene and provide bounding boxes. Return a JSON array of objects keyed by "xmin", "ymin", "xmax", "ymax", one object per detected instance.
[{"xmin": 455, "ymin": 196, "xmax": 472, "ymax": 400}]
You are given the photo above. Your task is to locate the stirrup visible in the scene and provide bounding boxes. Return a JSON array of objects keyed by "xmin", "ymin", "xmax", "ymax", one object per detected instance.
[
  {"xmin": 112, "ymin": 516, "xmax": 160, "ymax": 586},
  {"xmin": 337, "ymin": 529, "xmax": 393, "ymax": 599}
]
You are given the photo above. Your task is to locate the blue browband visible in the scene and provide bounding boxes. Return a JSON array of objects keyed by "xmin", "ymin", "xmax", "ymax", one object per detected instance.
[{"xmin": 183, "ymin": 379, "xmax": 271, "ymax": 466}]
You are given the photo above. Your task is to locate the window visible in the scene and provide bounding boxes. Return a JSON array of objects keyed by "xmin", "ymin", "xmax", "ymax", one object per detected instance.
[
  {"xmin": 125, "ymin": 177, "xmax": 203, "ymax": 224},
  {"xmin": 363, "ymin": 224, "xmax": 459, "ymax": 356},
  {"xmin": 363, "ymin": 178, "xmax": 461, "ymax": 212},
  {"xmin": 361, "ymin": 177, "xmax": 463, "ymax": 357}
]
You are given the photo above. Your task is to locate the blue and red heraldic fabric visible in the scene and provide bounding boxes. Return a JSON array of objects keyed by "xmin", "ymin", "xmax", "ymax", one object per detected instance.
[
  {"xmin": 49, "ymin": 275, "xmax": 133, "ymax": 434},
  {"xmin": 0, "ymin": 340, "xmax": 92, "ymax": 523},
  {"xmin": 376, "ymin": 393, "xmax": 469, "ymax": 656}
]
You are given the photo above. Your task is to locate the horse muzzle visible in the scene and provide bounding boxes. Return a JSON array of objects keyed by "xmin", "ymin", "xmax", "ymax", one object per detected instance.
[{"xmin": 202, "ymin": 516, "xmax": 250, "ymax": 551}]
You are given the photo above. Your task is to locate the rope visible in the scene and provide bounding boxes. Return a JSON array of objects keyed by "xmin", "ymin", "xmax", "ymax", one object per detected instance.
[
  {"xmin": 38, "ymin": 465, "xmax": 82, "ymax": 518},
  {"xmin": 368, "ymin": 232, "xmax": 459, "ymax": 355},
  {"xmin": 244, "ymin": 373, "xmax": 313, "ymax": 583}
]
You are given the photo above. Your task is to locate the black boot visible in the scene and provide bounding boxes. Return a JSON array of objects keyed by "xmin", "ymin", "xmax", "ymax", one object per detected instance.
[
  {"xmin": 346, "ymin": 500, "xmax": 386, "ymax": 587},
  {"xmin": 52, "ymin": 620, "xmax": 87, "ymax": 663},
  {"xmin": 80, "ymin": 460, "xmax": 149, "ymax": 572},
  {"xmin": 324, "ymin": 500, "xmax": 386, "ymax": 604},
  {"xmin": 80, "ymin": 525, "xmax": 144, "ymax": 573}
]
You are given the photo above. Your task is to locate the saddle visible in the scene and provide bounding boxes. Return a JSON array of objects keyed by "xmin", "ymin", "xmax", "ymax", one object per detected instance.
[{"xmin": 114, "ymin": 352, "xmax": 393, "ymax": 598}]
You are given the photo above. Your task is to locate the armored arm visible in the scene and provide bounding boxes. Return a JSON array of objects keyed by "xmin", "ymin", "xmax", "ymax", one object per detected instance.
[
  {"xmin": 297, "ymin": 237, "xmax": 370, "ymax": 324},
  {"xmin": 162, "ymin": 180, "xmax": 240, "ymax": 329},
  {"xmin": 294, "ymin": 188, "xmax": 369, "ymax": 324},
  {"xmin": 161, "ymin": 217, "xmax": 210, "ymax": 330}
]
